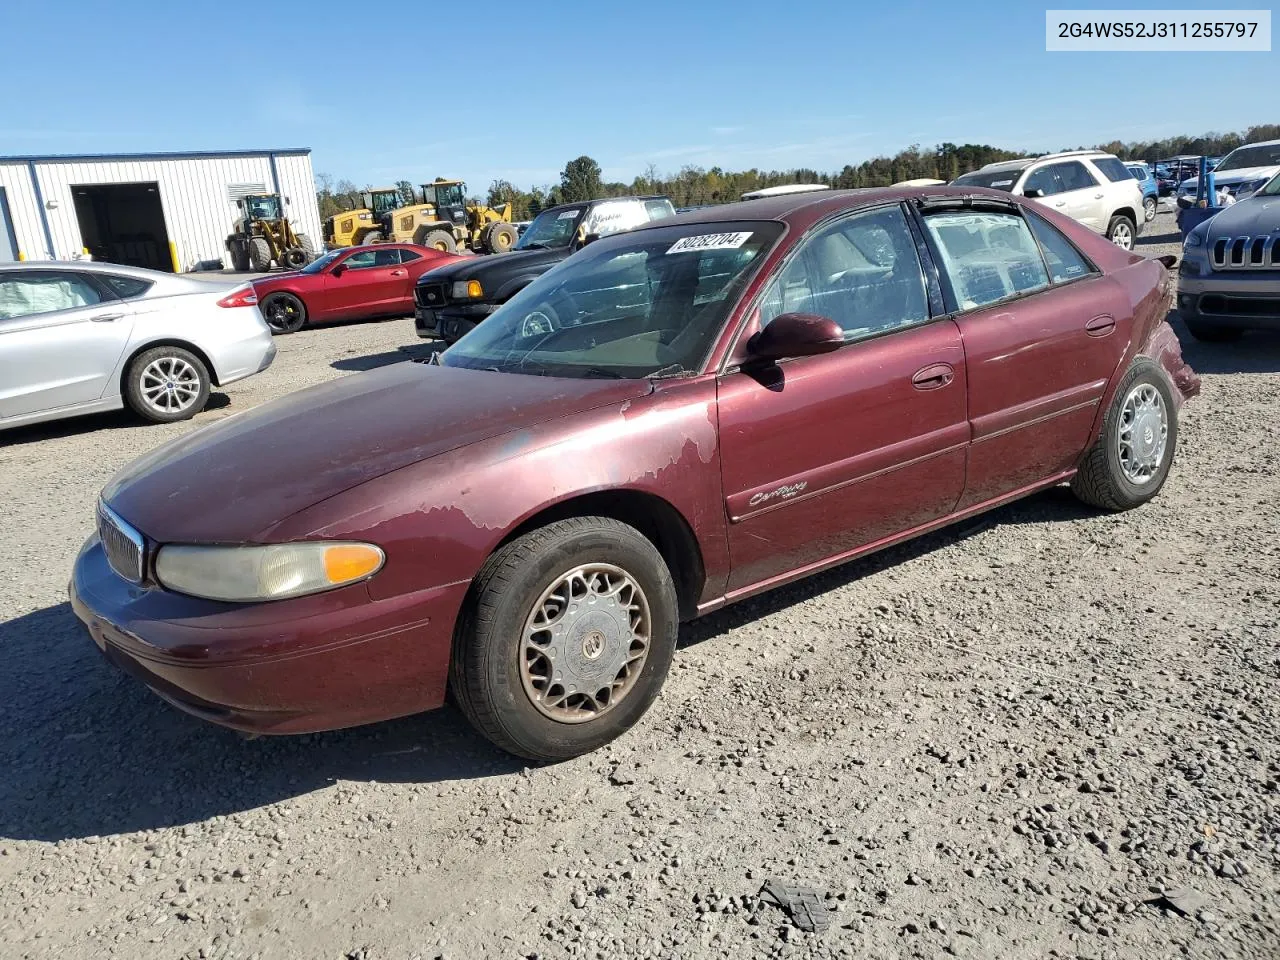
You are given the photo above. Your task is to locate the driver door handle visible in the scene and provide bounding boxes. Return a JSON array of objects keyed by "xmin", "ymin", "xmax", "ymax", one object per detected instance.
[
  {"xmin": 1054, "ymin": 200, "xmax": 1066, "ymax": 207},
  {"xmin": 390, "ymin": 269, "xmax": 407, "ymax": 277},
  {"xmin": 90, "ymin": 313, "xmax": 124, "ymax": 322},
  {"xmin": 912, "ymin": 362, "xmax": 955, "ymax": 390}
]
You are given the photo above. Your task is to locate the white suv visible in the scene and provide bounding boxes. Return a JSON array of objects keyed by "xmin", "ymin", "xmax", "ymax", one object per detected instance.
[{"xmin": 952, "ymin": 151, "xmax": 1146, "ymax": 250}]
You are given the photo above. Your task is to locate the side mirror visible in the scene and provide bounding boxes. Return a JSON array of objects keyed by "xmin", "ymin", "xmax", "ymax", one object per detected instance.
[
  {"xmin": 581, "ymin": 232, "xmax": 601, "ymax": 248},
  {"xmin": 1156, "ymin": 254, "xmax": 1178, "ymax": 270},
  {"xmin": 330, "ymin": 263, "xmax": 346, "ymax": 277},
  {"xmin": 1022, "ymin": 188, "xmax": 1044, "ymax": 199},
  {"xmin": 747, "ymin": 313, "xmax": 844, "ymax": 363}
]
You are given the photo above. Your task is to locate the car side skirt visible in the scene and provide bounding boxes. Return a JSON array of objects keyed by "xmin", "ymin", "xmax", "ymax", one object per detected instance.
[{"xmin": 697, "ymin": 468, "xmax": 1076, "ymax": 615}]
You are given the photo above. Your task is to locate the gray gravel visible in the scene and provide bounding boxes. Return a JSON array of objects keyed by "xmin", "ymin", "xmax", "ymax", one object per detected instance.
[{"xmin": 2, "ymin": 211, "xmax": 1277, "ymax": 959}]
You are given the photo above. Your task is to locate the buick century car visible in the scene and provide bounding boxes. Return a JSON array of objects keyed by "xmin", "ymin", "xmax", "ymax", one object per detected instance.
[{"xmin": 72, "ymin": 187, "xmax": 1199, "ymax": 761}]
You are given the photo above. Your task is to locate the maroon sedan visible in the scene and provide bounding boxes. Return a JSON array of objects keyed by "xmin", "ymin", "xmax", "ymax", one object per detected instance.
[
  {"xmin": 253, "ymin": 243, "xmax": 461, "ymax": 333},
  {"xmin": 71, "ymin": 187, "xmax": 1200, "ymax": 761}
]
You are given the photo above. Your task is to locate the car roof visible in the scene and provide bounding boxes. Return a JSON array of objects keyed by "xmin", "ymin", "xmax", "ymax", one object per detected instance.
[
  {"xmin": 538, "ymin": 195, "xmax": 671, "ymax": 215},
  {"xmin": 979, "ymin": 150, "xmax": 1114, "ymax": 173}
]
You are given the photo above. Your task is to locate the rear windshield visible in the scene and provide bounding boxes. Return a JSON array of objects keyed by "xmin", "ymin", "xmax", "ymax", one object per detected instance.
[{"xmin": 951, "ymin": 169, "xmax": 1023, "ymax": 191}]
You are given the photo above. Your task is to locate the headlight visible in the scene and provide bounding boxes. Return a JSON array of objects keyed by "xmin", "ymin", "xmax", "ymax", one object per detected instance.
[
  {"xmin": 1184, "ymin": 228, "xmax": 1207, "ymax": 249},
  {"xmin": 154, "ymin": 541, "xmax": 384, "ymax": 602},
  {"xmin": 451, "ymin": 280, "xmax": 483, "ymax": 299}
]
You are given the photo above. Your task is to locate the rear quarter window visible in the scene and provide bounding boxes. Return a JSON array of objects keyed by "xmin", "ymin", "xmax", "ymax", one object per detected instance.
[{"xmin": 100, "ymin": 275, "xmax": 154, "ymax": 299}]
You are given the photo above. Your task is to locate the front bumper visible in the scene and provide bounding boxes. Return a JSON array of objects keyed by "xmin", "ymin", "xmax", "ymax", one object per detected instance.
[
  {"xmin": 414, "ymin": 302, "xmax": 496, "ymax": 341},
  {"xmin": 70, "ymin": 535, "xmax": 467, "ymax": 735},
  {"xmin": 1178, "ymin": 268, "xmax": 1280, "ymax": 329}
]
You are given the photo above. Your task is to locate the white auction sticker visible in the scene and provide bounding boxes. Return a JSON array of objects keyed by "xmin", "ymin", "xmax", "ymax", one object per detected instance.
[
  {"xmin": 667, "ymin": 231, "xmax": 753, "ymax": 254},
  {"xmin": 1046, "ymin": 10, "xmax": 1270, "ymax": 51},
  {"xmin": 557, "ymin": 209, "xmax": 581, "ymax": 220}
]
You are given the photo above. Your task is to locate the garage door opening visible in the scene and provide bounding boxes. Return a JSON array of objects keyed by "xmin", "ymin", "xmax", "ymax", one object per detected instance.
[{"xmin": 73, "ymin": 182, "xmax": 173, "ymax": 272}]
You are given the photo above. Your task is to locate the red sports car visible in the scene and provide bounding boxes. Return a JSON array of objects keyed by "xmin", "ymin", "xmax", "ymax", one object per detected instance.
[
  {"xmin": 252, "ymin": 243, "xmax": 462, "ymax": 333},
  {"xmin": 72, "ymin": 187, "xmax": 1199, "ymax": 761}
]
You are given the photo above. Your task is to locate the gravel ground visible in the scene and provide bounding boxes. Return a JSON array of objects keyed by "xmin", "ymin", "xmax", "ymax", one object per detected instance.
[{"xmin": 1, "ymin": 211, "xmax": 1277, "ymax": 960}]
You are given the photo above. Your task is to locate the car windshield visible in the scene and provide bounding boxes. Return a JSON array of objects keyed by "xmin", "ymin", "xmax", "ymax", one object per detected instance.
[
  {"xmin": 300, "ymin": 249, "xmax": 343, "ymax": 274},
  {"xmin": 514, "ymin": 206, "xmax": 586, "ymax": 250},
  {"xmin": 951, "ymin": 169, "xmax": 1024, "ymax": 191},
  {"xmin": 441, "ymin": 220, "xmax": 784, "ymax": 379},
  {"xmin": 1217, "ymin": 144, "xmax": 1280, "ymax": 171}
]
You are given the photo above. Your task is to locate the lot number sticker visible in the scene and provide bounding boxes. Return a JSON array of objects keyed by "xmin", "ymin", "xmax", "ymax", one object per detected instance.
[
  {"xmin": 667, "ymin": 231, "xmax": 753, "ymax": 254},
  {"xmin": 558, "ymin": 210, "xmax": 581, "ymax": 219}
]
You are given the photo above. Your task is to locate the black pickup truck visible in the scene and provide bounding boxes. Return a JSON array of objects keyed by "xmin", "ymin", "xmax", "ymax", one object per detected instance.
[{"xmin": 414, "ymin": 195, "xmax": 675, "ymax": 343}]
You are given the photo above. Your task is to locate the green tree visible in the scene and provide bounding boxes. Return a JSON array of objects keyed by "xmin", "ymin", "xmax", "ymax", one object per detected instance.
[
  {"xmin": 396, "ymin": 180, "xmax": 416, "ymax": 205},
  {"xmin": 559, "ymin": 155, "xmax": 603, "ymax": 203}
]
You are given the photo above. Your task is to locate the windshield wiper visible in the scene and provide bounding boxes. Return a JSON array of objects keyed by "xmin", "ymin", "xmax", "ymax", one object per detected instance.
[
  {"xmin": 647, "ymin": 363, "xmax": 691, "ymax": 379},
  {"xmin": 519, "ymin": 241, "xmax": 549, "ymax": 250}
]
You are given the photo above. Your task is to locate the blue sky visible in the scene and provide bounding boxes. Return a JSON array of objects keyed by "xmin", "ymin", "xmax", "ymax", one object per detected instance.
[{"xmin": 0, "ymin": 0, "xmax": 1273, "ymax": 191}]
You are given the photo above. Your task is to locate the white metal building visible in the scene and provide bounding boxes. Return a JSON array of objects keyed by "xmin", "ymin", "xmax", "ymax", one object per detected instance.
[{"xmin": 0, "ymin": 148, "xmax": 322, "ymax": 272}]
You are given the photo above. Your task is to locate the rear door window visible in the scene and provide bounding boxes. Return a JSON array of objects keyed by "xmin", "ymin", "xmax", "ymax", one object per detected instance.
[
  {"xmin": 397, "ymin": 249, "xmax": 422, "ymax": 263},
  {"xmin": 0, "ymin": 271, "xmax": 106, "ymax": 319},
  {"xmin": 1055, "ymin": 161, "xmax": 1099, "ymax": 191},
  {"xmin": 1092, "ymin": 156, "xmax": 1134, "ymax": 183},
  {"xmin": 1025, "ymin": 212, "xmax": 1096, "ymax": 285},
  {"xmin": 923, "ymin": 210, "xmax": 1050, "ymax": 311}
]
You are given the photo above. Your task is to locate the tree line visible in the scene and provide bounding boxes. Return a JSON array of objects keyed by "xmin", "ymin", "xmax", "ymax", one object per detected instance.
[{"xmin": 316, "ymin": 123, "xmax": 1279, "ymax": 222}]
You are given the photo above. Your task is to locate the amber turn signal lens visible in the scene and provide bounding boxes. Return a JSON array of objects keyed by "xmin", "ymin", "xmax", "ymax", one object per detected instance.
[
  {"xmin": 466, "ymin": 279, "xmax": 483, "ymax": 298},
  {"xmin": 323, "ymin": 544, "xmax": 384, "ymax": 584}
]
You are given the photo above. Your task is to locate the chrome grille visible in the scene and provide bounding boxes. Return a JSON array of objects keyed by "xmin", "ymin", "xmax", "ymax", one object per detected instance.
[
  {"xmin": 1211, "ymin": 235, "xmax": 1280, "ymax": 271},
  {"xmin": 415, "ymin": 283, "xmax": 447, "ymax": 308},
  {"xmin": 97, "ymin": 501, "xmax": 145, "ymax": 583}
]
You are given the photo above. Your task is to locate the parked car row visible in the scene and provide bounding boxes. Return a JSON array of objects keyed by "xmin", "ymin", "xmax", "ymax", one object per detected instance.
[
  {"xmin": 72, "ymin": 185, "xmax": 1200, "ymax": 759},
  {"xmin": 1173, "ymin": 141, "xmax": 1280, "ymax": 204}
]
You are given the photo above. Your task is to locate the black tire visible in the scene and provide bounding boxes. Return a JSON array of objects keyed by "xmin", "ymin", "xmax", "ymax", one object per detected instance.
[
  {"xmin": 261, "ymin": 291, "xmax": 307, "ymax": 333},
  {"xmin": 280, "ymin": 247, "xmax": 308, "ymax": 270},
  {"xmin": 1143, "ymin": 196, "xmax": 1157, "ymax": 222},
  {"xmin": 296, "ymin": 233, "xmax": 317, "ymax": 260},
  {"xmin": 1106, "ymin": 214, "xmax": 1136, "ymax": 250},
  {"xmin": 450, "ymin": 517, "xmax": 679, "ymax": 762},
  {"xmin": 1071, "ymin": 359, "xmax": 1177, "ymax": 512},
  {"xmin": 418, "ymin": 228, "xmax": 458, "ymax": 253},
  {"xmin": 227, "ymin": 238, "xmax": 250, "ymax": 272},
  {"xmin": 1185, "ymin": 321, "xmax": 1243, "ymax": 343},
  {"xmin": 484, "ymin": 222, "xmax": 518, "ymax": 254},
  {"xmin": 124, "ymin": 346, "xmax": 211, "ymax": 424},
  {"xmin": 362, "ymin": 229, "xmax": 384, "ymax": 245},
  {"xmin": 248, "ymin": 237, "xmax": 272, "ymax": 272}
]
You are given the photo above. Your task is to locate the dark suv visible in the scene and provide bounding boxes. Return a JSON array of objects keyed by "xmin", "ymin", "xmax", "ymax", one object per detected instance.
[{"xmin": 415, "ymin": 196, "xmax": 675, "ymax": 343}]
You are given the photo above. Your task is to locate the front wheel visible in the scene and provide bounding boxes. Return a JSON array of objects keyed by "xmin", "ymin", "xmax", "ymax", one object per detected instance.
[
  {"xmin": 261, "ymin": 291, "xmax": 307, "ymax": 333},
  {"xmin": 1071, "ymin": 359, "xmax": 1177, "ymax": 511},
  {"xmin": 1106, "ymin": 214, "xmax": 1136, "ymax": 250},
  {"xmin": 1143, "ymin": 196, "xmax": 1157, "ymax": 222},
  {"xmin": 450, "ymin": 517, "xmax": 679, "ymax": 762},
  {"xmin": 124, "ymin": 346, "xmax": 211, "ymax": 424}
]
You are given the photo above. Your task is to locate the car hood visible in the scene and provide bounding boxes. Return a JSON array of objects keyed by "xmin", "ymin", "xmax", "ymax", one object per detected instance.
[
  {"xmin": 1204, "ymin": 196, "xmax": 1280, "ymax": 238},
  {"xmin": 1180, "ymin": 165, "xmax": 1279, "ymax": 189},
  {"xmin": 417, "ymin": 246, "xmax": 569, "ymax": 284},
  {"xmin": 102, "ymin": 363, "xmax": 651, "ymax": 544}
]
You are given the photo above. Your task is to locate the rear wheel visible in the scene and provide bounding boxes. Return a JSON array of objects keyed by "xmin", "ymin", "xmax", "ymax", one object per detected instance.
[
  {"xmin": 124, "ymin": 346, "xmax": 211, "ymax": 424},
  {"xmin": 450, "ymin": 517, "xmax": 679, "ymax": 761},
  {"xmin": 261, "ymin": 291, "xmax": 307, "ymax": 333},
  {"xmin": 484, "ymin": 222, "xmax": 519, "ymax": 254},
  {"xmin": 362, "ymin": 229, "xmax": 384, "ymax": 245},
  {"xmin": 1143, "ymin": 196, "xmax": 1157, "ymax": 222},
  {"xmin": 418, "ymin": 228, "xmax": 458, "ymax": 253},
  {"xmin": 1106, "ymin": 214, "xmax": 1136, "ymax": 250},
  {"xmin": 1071, "ymin": 359, "xmax": 1177, "ymax": 511},
  {"xmin": 248, "ymin": 237, "xmax": 272, "ymax": 272}
]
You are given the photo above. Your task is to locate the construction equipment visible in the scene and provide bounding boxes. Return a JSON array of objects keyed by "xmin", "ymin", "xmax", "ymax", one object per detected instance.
[
  {"xmin": 379, "ymin": 179, "xmax": 518, "ymax": 254},
  {"xmin": 324, "ymin": 188, "xmax": 405, "ymax": 248},
  {"xmin": 225, "ymin": 194, "xmax": 316, "ymax": 272}
]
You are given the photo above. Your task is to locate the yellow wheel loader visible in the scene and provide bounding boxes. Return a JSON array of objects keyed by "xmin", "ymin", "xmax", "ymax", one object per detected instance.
[
  {"xmin": 379, "ymin": 179, "xmax": 517, "ymax": 254},
  {"xmin": 225, "ymin": 194, "xmax": 316, "ymax": 272},
  {"xmin": 323, "ymin": 188, "xmax": 405, "ymax": 248}
]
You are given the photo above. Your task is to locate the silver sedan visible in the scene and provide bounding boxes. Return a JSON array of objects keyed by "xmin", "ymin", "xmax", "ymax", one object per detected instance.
[{"xmin": 0, "ymin": 261, "xmax": 275, "ymax": 431}]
